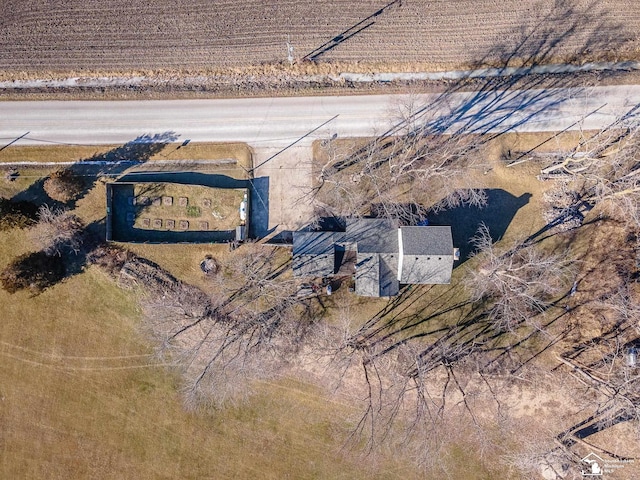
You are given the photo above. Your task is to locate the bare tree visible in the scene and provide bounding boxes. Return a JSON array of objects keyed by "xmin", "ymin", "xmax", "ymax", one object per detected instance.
[
  {"xmin": 601, "ymin": 284, "xmax": 640, "ymax": 333},
  {"xmin": 464, "ymin": 224, "xmax": 574, "ymax": 332},
  {"xmin": 567, "ymin": 285, "xmax": 640, "ymax": 433},
  {"xmin": 308, "ymin": 297, "xmax": 496, "ymax": 465},
  {"xmin": 131, "ymin": 244, "xmax": 311, "ymax": 409},
  {"xmin": 429, "ymin": 188, "xmax": 489, "ymax": 214},
  {"xmin": 313, "ymin": 95, "xmax": 489, "ymax": 224},
  {"xmin": 557, "ymin": 348, "xmax": 640, "ymax": 452},
  {"xmin": 540, "ymin": 110, "xmax": 640, "ymax": 229},
  {"xmin": 29, "ymin": 205, "xmax": 84, "ymax": 256},
  {"xmin": 503, "ymin": 429, "xmax": 575, "ymax": 480}
]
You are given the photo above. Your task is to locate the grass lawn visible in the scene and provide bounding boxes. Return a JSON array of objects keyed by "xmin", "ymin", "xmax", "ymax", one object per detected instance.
[
  {"xmin": 0, "ymin": 266, "xmax": 421, "ymax": 479},
  {"xmin": 0, "ymin": 141, "xmax": 428, "ymax": 479}
]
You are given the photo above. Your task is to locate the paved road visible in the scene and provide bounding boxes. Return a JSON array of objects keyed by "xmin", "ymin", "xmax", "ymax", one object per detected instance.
[
  {"xmin": 2, "ymin": 85, "xmax": 639, "ymax": 236},
  {"xmin": 1, "ymin": 85, "xmax": 640, "ymax": 148}
]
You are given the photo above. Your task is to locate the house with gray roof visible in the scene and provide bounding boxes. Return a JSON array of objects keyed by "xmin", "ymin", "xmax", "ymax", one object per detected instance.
[{"xmin": 292, "ymin": 218, "xmax": 457, "ymax": 297}]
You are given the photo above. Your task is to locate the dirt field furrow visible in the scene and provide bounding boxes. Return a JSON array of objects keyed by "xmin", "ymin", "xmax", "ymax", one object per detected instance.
[{"xmin": 1, "ymin": 0, "xmax": 639, "ymax": 75}]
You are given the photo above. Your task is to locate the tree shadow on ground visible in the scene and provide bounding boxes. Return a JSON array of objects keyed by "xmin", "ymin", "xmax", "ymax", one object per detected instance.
[
  {"xmin": 370, "ymin": 0, "xmax": 628, "ymax": 379},
  {"xmin": 315, "ymin": 1, "xmax": 617, "ymax": 229},
  {"xmin": 10, "ymin": 177, "xmax": 63, "ymax": 208},
  {"xmin": 316, "ymin": 1, "xmax": 637, "ymax": 456},
  {"xmin": 468, "ymin": 0, "xmax": 628, "ymax": 73},
  {"xmin": 0, "ymin": 218, "xmax": 105, "ymax": 295},
  {"xmin": 10, "ymin": 133, "xmax": 178, "ymax": 211},
  {"xmin": 419, "ymin": 0, "xmax": 628, "ymax": 136},
  {"xmin": 426, "ymin": 189, "xmax": 532, "ymax": 263},
  {"xmin": 329, "ymin": 0, "xmax": 627, "ymax": 179},
  {"xmin": 77, "ymin": 132, "xmax": 179, "ymax": 175},
  {"xmin": 67, "ymin": 132, "xmax": 178, "ymax": 205}
]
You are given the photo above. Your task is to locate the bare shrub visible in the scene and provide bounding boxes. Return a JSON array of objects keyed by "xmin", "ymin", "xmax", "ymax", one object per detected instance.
[
  {"xmin": 29, "ymin": 205, "xmax": 85, "ymax": 256},
  {"xmin": 87, "ymin": 244, "xmax": 134, "ymax": 276},
  {"xmin": 0, "ymin": 251, "xmax": 66, "ymax": 294},
  {"xmin": 43, "ymin": 168, "xmax": 85, "ymax": 203}
]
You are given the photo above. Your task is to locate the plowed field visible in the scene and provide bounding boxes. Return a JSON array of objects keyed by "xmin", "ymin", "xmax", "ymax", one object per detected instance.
[{"xmin": 1, "ymin": 0, "xmax": 639, "ymax": 75}]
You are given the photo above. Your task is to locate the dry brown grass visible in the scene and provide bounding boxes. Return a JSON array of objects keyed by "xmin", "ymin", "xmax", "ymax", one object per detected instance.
[
  {"xmin": 0, "ymin": 268, "xmax": 421, "ymax": 479},
  {"xmin": 0, "ymin": 142, "xmax": 251, "ymax": 168},
  {"xmin": 0, "ymin": 160, "xmax": 426, "ymax": 479},
  {"xmin": 0, "ymin": 141, "xmax": 252, "ymax": 284},
  {"xmin": 309, "ymin": 130, "xmax": 578, "ymax": 349},
  {"xmin": 0, "ymin": 137, "xmax": 509, "ymax": 478},
  {"xmin": 1, "ymin": 1, "xmax": 639, "ymax": 78},
  {"xmin": 308, "ymin": 129, "xmax": 635, "ymax": 476}
]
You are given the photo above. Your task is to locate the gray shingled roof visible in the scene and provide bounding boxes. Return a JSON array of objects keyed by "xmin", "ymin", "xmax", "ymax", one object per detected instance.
[
  {"xmin": 399, "ymin": 255, "xmax": 453, "ymax": 284},
  {"xmin": 292, "ymin": 221, "xmax": 455, "ymax": 294},
  {"xmin": 292, "ymin": 231, "xmax": 336, "ymax": 278},
  {"xmin": 379, "ymin": 253, "xmax": 400, "ymax": 296},
  {"xmin": 346, "ymin": 218, "xmax": 398, "ymax": 253},
  {"xmin": 355, "ymin": 253, "xmax": 380, "ymax": 297},
  {"xmin": 399, "ymin": 226, "xmax": 454, "ymax": 284},
  {"xmin": 355, "ymin": 252, "xmax": 399, "ymax": 297},
  {"xmin": 400, "ymin": 226, "xmax": 452, "ymax": 255}
]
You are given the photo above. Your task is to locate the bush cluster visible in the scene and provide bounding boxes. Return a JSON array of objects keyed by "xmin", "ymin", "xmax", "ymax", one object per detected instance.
[{"xmin": 43, "ymin": 169, "xmax": 85, "ymax": 203}]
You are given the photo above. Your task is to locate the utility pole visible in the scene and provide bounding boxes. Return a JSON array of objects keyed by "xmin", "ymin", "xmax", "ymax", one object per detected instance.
[{"xmin": 286, "ymin": 35, "xmax": 294, "ymax": 66}]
